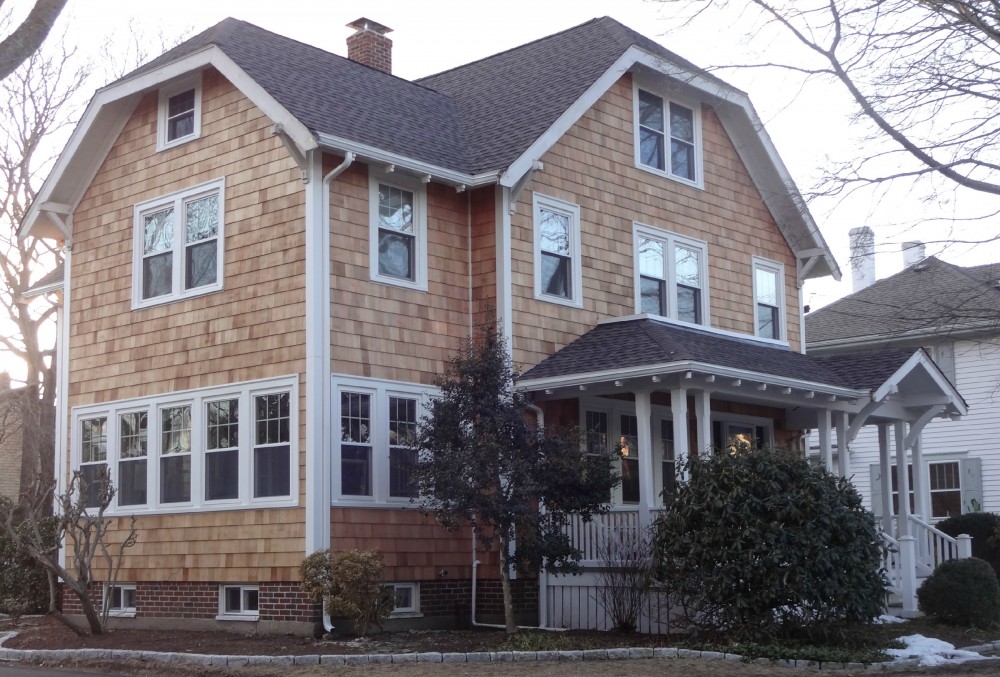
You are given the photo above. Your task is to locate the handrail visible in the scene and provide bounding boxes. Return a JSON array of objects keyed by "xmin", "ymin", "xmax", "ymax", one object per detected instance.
[{"xmin": 908, "ymin": 515, "xmax": 958, "ymax": 544}]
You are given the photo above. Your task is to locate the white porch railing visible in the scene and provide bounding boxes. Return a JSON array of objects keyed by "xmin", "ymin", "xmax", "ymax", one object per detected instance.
[
  {"xmin": 879, "ymin": 531, "xmax": 902, "ymax": 596},
  {"xmin": 909, "ymin": 515, "xmax": 972, "ymax": 577},
  {"xmin": 562, "ymin": 509, "xmax": 642, "ymax": 566}
]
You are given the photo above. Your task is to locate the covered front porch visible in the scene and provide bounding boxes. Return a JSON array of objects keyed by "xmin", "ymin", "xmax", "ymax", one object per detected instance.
[{"xmin": 517, "ymin": 317, "xmax": 968, "ymax": 628}]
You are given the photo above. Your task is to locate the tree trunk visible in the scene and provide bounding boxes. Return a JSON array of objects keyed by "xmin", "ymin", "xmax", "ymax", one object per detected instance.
[
  {"xmin": 69, "ymin": 582, "xmax": 103, "ymax": 635},
  {"xmin": 499, "ymin": 539, "xmax": 517, "ymax": 634}
]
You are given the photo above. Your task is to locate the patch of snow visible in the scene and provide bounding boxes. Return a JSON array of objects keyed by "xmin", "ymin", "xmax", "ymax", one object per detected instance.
[
  {"xmin": 887, "ymin": 634, "xmax": 995, "ymax": 667},
  {"xmin": 873, "ymin": 614, "xmax": 907, "ymax": 624}
]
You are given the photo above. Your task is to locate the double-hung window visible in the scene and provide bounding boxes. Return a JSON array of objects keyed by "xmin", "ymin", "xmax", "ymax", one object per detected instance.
[
  {"xmin": 533, "ymin": 193, "xmax": 582, "ymax": 306},
  {"xmin": 634, "ymin": 223, "xmax": 708, "ymax": 325},
  {"xmin": 335, "ymin": 378, "xmax": 431, "ymax": 504},
  {"xmin": 635, "ymin": 86, "xmax": 701, "ymax": 186},
  {"xmin": 753, "ymin": 258, "xmax": 785, "ymax": 340},
  {"xmin": 132, "ymin": 178, "xmax": 225, "ymax": 309},
  {"xmin": 157, "ymin": 76, "xmax": 202, "ymax": 151},
  {"xmin": 369, "ymin": 170, "xmax": 427, "ymax": 291},
  {"xmin": 71, "ymin": 376, "xmax": 297, "ymax": 515}
]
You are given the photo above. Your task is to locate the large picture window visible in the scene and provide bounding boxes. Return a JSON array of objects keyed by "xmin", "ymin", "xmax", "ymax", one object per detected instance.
[
  {"xmin": 634, "ymin": 223, "xmax": 708, "ymax": 325},
  {"xmin": 132, "ymin": 179, "xmax": 225, "ymax": 309},
  {"xmin": 71, "ymin": 376, "xmax": 297, "ymax": 515},
  {"xmin": 334, "ymin": 378, "xmax": 433, "ymax": 504}
]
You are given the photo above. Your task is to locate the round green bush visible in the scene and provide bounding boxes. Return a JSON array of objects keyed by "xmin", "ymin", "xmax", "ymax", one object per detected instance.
[
  {"xmin": 917, "ymin": 557, "xmax": 1000, "ymax": 627},
  {"xmin": 652, "ymin": 446, "xmax": 886, "ymax": 640},
  {"xmin": 936, "ymin": 512, "xmax": 1000, "ymax": 580}
]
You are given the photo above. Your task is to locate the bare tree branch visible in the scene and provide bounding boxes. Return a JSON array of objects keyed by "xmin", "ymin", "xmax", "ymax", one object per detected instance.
[{"xmin": 0, "ymin": 0, "xmax": 67, "ymax": 81}]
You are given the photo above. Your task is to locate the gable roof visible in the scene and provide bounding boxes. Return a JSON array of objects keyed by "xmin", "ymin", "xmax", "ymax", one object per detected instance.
[
  {"xmin": 20, "ymin": 16, "xmax": 839, "ymax": 280},
  {"xmin": 806, "ymin": 256, "xmax": 1000, "ymax": 348}
]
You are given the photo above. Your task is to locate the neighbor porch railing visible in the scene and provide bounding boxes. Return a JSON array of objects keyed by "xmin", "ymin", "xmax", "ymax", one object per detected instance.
[{"xmin": 909, "ymin": 515, "xmax": 971, "ymax": 576}]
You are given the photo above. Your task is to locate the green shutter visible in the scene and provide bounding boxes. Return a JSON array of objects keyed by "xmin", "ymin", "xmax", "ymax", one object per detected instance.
[
  {"xmin": 870, "ymin": 463, "xmax": 883, "ymax": 517},
  {"xmin": 961, "ymin": 456, "xmax": 983, "ymax": 513}
]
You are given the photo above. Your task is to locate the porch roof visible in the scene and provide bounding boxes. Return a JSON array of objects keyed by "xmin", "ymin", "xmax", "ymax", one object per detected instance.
[{"xmin": 519, "ymin": 318, "xmax": 855, "ymax": 388}]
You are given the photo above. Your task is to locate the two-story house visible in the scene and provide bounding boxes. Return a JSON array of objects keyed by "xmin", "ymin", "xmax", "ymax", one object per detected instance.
[{"xmin": 20, "ymin": 17, "xmax": 966, "ymax": 633}]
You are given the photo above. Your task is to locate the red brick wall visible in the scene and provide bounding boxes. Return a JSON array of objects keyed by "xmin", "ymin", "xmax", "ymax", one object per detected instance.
[{"xmin": 259, "ymin": 582, "xmax": 321, "ymax": 623}]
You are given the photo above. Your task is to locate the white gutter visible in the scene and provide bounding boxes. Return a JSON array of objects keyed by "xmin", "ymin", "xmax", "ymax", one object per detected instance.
[{"xmin": 807, "ymin": 320, "xmax": 1000, "ymax": 353}]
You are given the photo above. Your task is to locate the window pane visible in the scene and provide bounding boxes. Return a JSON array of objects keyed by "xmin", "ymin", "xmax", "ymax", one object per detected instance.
[
  {"xmin": 755, "ymin": 267, "xmax": 778, "ymax": 306},
  {"xmin": 637, "ymin": 237, "xmax": 664, "ymax": 278},
  {"xmin": 142, "ymin": 252, "xmax": 172, "ymax": 299},
  {"xmin": 160, "ymin": 455, "xmax": 191, "ymax": 503},
  {"xmin": 389, "ymin": 448, "xmax": 418, "ymax": 498},
  {"xmin": 224, "ymin": 586, "xmax": 242, "ymax": 613},
  {"xmin": 80, "ymin": 463, "xmax": 107, "ymax": 509},
  {"xmin": 640, "ymin": 276, "xmax": 666, "ymax": 315},
  {"xmin": 168, "ymin": 113, "xmax": 194, "ymax": 141},
  {"xmin": 244, "ymin": 588, "xmax": 259, "ymax": 612},
  {"xmin": 254, "ymin": 445, "xmax": 290, "ymax": 498},
  {"xmin": 123, "ymin": 588, "xmax": 137, "ymax": 609},
  {"xmin": 118, "ymin": 459, "xmax": 147, "ymax": 506},
  {"xmin": 394, "ymin": 586, "xmax": 412, "ymax": 610},
  {"xmin": 585, "ymin": 411, "xmax": 608, "ymax": 455},
  {"xmin": 669, "ymin": 103, "xmax": 694, "ymax": 142},
  {"xmin": 931, "ymin": 491, "xmax": 962, "ymax": 519},
  {"xmin": 341, "ymin": 445, "xmax": 372, "ymax": 496},
  {"xmin": 143, "ymin": 208, "xmax": 174, "ymax": 255},
  {"xmin": 539, "ymin": 210, "xmax": 570, "ymax": 256},
  {"xmin": 639, "ymin": 127, "xmax": 665, "ymax": 170},
  {"xmin": 378, "ymin": 185, "xmax": 414, "ymax": 234},
  {"xmin": 168, "ymin": 89, "xmax": 195, "ymax": 118},
  {"xmin": 185, "ymin": 194, "xmax": 218, "ymax": 243},
  {"xmin": 929, "ymin": 462, "xmax": 960, "ymax": 490},
  {"xmin": 185, "ymin": 240, "xmax": 217, "ymax": 289},
  {"xmin": 119, "ymin": 412, "xmax": 148, "ymax": 459},
  {"xmin": 206, "ymin": 449, "xmax": 239, "ymax": 500},
  {"xmin": 378, "ymin": 230, "xmax": 414, "ymax": 280},
  {"xmin": 757, "ymin": 303, "xmax": 778, "ymax": 339},
  {"xmin": 81, "ymin": 418, "xmax": 108, "ymax": 464},
  {"xmin": 638, "ymin": 90, "xmax": 665, "ymax": 131},
  {"xmin": 677, "ymin": 285, "xmax": 701, "ymax": 324},
  {"xmin": 622, "ymin": 458, "xmax": 640, "ymax": 503},
  {"xmin": 671, "ymin": 140, "xmax": 695, "ymax": 181},
  {"xmin": 541, "ymin": 252, "xmax": 570, "ymax": 298},
  {"xmin": 340, "ymin": 392, "xmax": 371, "ymax": 444},
  {"xmin": 207, "ymin": 399, "xmax": 239, "ymax": 450},
  {"xmin": 256, "ymin": 393, "xmax": 290, "ymax": 445},
  {"xmin": 675, "ymin": 246, "xmax": 700, "ymax": 287},
  {"xmin": 161, "ymin": 407, "xmax": 191, "ymax": 455}
]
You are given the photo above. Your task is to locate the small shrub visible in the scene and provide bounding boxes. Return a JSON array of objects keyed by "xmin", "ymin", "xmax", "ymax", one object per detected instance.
[
  {"xmin": 300, "ymin": 549, "xmax": 394, "ymax": 636},
  {"xmin": 917, "ymin": 557, "xmax": 1000, "ymax": 627},
  {"xmin": 652, "ymin": 445, "xmax": 886, "ymax": 640},
  {"xmin": 937, "ymin": 512, "xmax": 1000, "ymax": 579},
  {"xmin": 594, "ymin": 527, "xmax": 652, "ymax": 632}
]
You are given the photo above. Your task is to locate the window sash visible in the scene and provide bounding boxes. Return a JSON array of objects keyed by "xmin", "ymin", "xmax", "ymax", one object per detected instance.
[
  {"xmin": 634, "ymin": 225, "xmax": 706, "ymax": 325},
  {"xmin": 166, "ymin": 89, "xmax": 196, "ymax": 142}
]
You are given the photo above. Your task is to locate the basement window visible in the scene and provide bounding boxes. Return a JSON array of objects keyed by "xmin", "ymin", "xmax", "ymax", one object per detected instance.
[
  {"xmin": 105, "ymin": 583, "xmax": 137, "ymax": 617},
  {"xmin": 218, "ymin": 584, "xmax": 260, "ymax": 620}
]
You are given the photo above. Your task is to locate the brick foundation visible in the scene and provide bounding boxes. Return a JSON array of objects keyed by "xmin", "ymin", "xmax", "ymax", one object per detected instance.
[{"xmin": 60, "ymin": 576, "xmax": 538, "ymax": 630}]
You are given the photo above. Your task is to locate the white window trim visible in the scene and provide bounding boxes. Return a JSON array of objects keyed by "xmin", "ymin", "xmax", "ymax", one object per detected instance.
[
  {"xmin": 333, "ymin": 375, "xmax": 436, "ymax": 507},
  {"xmin": 632, "ymin": 222, "xmax": 710, "ymax": 326},
  {"xmin": 533, "ymin": 193, "xmax": 583, "ymax": 308},
  {"xmin": 216, "ymin": 584, "xmax": 260, "ymax": 621},
  {"xmin": 70, "ymin": 375, "xmax": 299, "ymax": 516},
  {"xmin": 131, "ymin": 177, "xmax": 226, "ymax": 310},
  {"xmin": 368, "ymin": 168, "xmax": 428, "ymax": 292},
  {"xmin": 157, "ymin": 75, "xmax": 203, "ymax": 152},
  {"xmin": 752, "ymin": 256, "xmax": 787, "ymax": 342},
  {"xmin": 632, "ymin": 79, "xmax": 704, "ymax": 189},
  {"xmin": 386, "ymin": 582, "xmax": 421, "ymax": 617},
  {"xmin": 887, "ymin": 455, "xmax": 968, "ymax": 521},
  {"xmin": 104, "ymin": 583, "xmax": 137, "ymax": 618}
]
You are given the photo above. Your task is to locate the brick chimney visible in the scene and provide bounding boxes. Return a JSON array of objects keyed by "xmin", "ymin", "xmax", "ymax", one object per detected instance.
[{"xmin": 346, "ymin": 18, "xmax": 393, "ymax": 74}]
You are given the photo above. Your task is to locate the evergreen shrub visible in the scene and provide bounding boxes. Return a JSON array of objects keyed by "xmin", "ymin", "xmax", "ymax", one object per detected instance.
[{"xmin": 917, "ymin": 557, "xmax": 1000, "ymax": 627}]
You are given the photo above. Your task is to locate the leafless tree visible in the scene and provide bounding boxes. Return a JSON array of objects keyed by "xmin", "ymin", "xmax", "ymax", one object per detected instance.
[
  {"xmin": 0, "ymin": 0, "xmax": 67, "ymax": 81},
  {"xmin": 664, "ymin": 1, "xmax": 1000, "ymax": 198},
  {"xmin": 3, "ymin": 471, "xmax": 137, "ymax": 635}
]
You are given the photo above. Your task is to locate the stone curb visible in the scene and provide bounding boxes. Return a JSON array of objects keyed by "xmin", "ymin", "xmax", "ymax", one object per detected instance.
[{"xmin": 0, "ymin": 629, "xmax": 972, "ymax": 671}]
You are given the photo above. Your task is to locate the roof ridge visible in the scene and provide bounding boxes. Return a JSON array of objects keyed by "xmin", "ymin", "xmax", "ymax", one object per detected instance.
[{"xmin": 416, "ymin": 17, "xmax": 607, "ymax": 84}]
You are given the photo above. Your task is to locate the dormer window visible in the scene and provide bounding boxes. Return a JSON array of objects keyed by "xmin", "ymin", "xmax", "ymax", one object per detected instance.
[
  {"xmin": 157, "ymin": 76, "xmax": 202, "ymax": 151},
  {"xmin": 634, "ymin": 84, "xmax": 702, "ymax": 188}
]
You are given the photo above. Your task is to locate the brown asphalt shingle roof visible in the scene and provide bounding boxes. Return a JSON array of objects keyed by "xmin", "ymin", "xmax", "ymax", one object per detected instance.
[
  {"xmin": 806, "ymin": 257, "xmax": 1000, "ymax": 345},
  {"xmin": 118, "ymin": 17, "xmax": 726, "ymax": 176}
]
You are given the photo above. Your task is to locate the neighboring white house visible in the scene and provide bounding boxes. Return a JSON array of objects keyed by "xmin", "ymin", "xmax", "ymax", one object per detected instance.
[{"xmin": 806, "ymin": 230, "xmax": 996, "ymax": 523}]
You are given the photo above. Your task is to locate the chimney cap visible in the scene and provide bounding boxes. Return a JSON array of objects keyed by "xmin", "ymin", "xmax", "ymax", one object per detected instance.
[{"xmin": 347, "ymin": 18, "xmax": 393, "ymax": 36}]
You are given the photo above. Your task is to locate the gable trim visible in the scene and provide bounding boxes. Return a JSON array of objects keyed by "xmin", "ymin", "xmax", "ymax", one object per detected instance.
[
  {"xmin": 871, "ymin": 350, "xmax": 968, "ymax": 416},
  {"xmin": 21, "ymin": 46, "xmax": 316, "ymax": 242}
]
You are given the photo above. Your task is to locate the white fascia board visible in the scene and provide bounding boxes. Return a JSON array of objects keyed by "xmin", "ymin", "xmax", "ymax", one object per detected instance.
[
  {"xmin": 515, "ymin": 360, "xmax": 867, "ymax": 399},
  {"xmin": 21, "ymin": 46, "xmax": 316, "ymax": 241},
  {"xmin": 21, "ymin": 279, "xmax": 63, "ymax": 299},
  {"xmin": 871, "ymin": 350, "xmax": 968, "ymax": 415},
  {"xmin": 314, "ymin": 131, "xmax": 501, "ymax": 188}
]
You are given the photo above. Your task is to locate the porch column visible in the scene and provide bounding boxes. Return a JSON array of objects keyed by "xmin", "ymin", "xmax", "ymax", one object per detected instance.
[
  {"xmin": 818, "ymin": 408, "xmax": 833, "ymax": 472},
  {"xmin": 877, "ymin": 423, "xmax": 893, "ymax": 531},
  {"xmin": 694, "ymin": 390, "xmax": 712, "ymax": 457},
  {"xmin": 911, "ymin": 435, "xmax": 929, "ymax": 521},
  {"xmin": 635, "ymin": 390, "xmax": 655, "ymax": 528},
  {"xmin": 836, "ymin": 411, "xmax": 851, "ymax": 478},
  {"xmin": 671, "ymin": 387, "xmax": 690, "ymax": 480},
  {"xmin": 894, "ymin": 421, "xmax": 911, "ymax": 537}
]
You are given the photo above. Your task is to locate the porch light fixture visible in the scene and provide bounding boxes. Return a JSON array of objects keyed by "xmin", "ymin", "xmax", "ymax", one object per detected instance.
[
  {"xmin": 651, "ymin": 376, "xmax": 661, "ymax": 383},
  {"xmin": 781, "ymin": 387, "xmax": 792, "ymax": 395},
  {"xmin": 684, "ymin": 371, "xmax": 693, "ymax": 380},
  {"xmin": 384, "ymin": 164, "xmax": 395, "ymax": 173},
  {"xmin": 756, "ymin": 383, "xmax": 767, "ymax": 391},
  {"xmin": 732, "ymin": 379, "xmax": 742, "ymax": 387},
  {"xmin": 544, "ymin": 389, "xmax": 553, "ymax": 395},
  {"xmin": 805, "ymin": 391, "xmax": 815, "ymax": 399},
  {"xmin": 614, "ymin": 380, "xmax": 624, "ymax": 387},
  {"xmin": 826, "ymin": 395, "xmax": 837, "ymax": 402},
  {"xmin": 578, "ymin": 385, "xmax": 587, "ymax": 391},
  {"xmin": 705, "ymin": 375, "xmax": 715, "ymax": 383}
]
